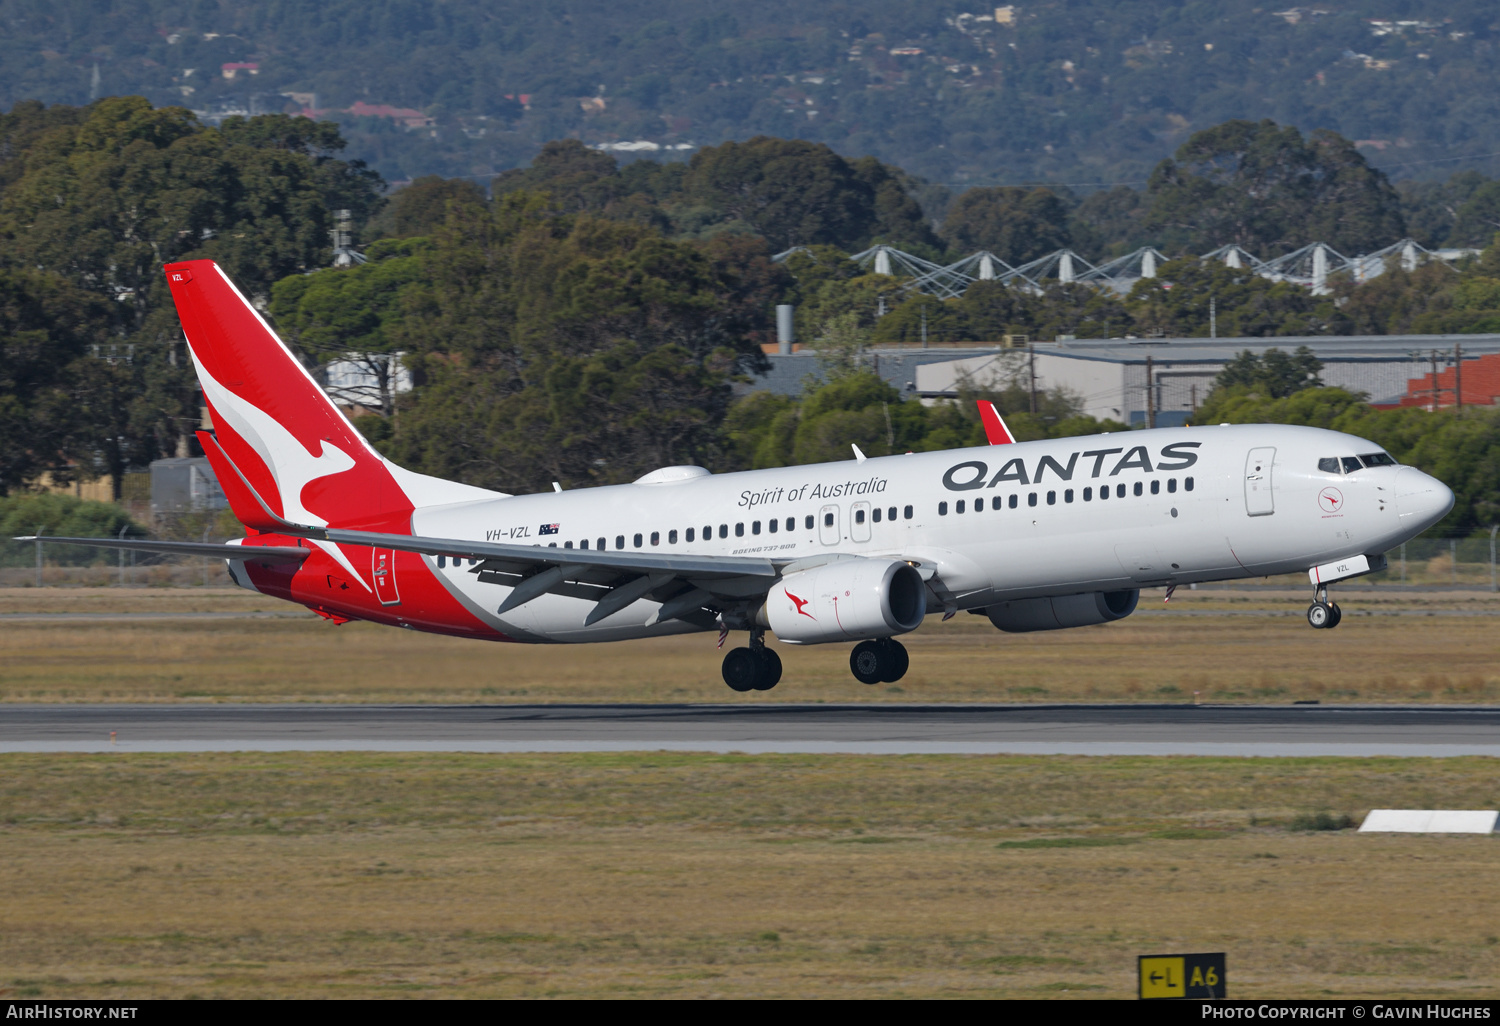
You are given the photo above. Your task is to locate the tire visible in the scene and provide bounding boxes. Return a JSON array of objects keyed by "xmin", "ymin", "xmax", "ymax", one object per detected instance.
[
  {"xmin": 753, "ymin": 648, "xmax": 782, "ymax": 690},
  {"xmin": 1307, "ymin": 602, "xmax": 1331, "ymax": 629},
  {"xmin": 879, "ymin": 639, "xmax": 909, "ymax": 683},
  {"xmin": 850, "ymin": 641, "xmax": 884, "ymax": 685},
  {"xmin": 722, "ymin": 647, "xmax": 760, "ymax": 692},
  {"xmin": 1327, "ymin": 603, "xmax": 1342, "ymax": 629}
]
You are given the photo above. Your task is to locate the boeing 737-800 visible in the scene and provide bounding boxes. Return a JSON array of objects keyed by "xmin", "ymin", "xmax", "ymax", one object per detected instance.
[{"xmin": 27, "ymin": 261, "xmax": 1456, "ymax": 692}]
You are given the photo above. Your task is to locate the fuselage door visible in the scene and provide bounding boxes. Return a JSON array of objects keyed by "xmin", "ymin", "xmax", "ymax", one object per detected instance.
[
  {"xmin": 1244, "ymin": 447, "xmax": 1276, "ymax": 517},
  {"xmin": 850, "ymin": 501, "xmax": 872, "ymax": 542},
  {"xmin": 372, "ymin": 547, "xmax": 401, "ymax": 605},
  {"xmin": 819, "ymin": 504, "xmax": 841, "ymax": 546}
]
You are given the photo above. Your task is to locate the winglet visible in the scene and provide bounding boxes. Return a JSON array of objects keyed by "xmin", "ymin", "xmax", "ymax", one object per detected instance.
[
  {"xmin": 977, "ymin": 401, "xmax": 1015, "ymax": 445},
  {"xmin": 852, "ymin": 444, "xmax": 868, "ymax": 463}
]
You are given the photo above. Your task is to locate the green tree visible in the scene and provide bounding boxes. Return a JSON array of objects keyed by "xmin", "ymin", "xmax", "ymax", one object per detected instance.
[
  {"xmin": 1211, "ymin": 347, "xmax": 1324, "ymax": 399},
  {"xmin": 367, "ymin": 174, "xmax": 488, "ymax": 240},
  {"xmin": 0, "ymin": 268, "xmax": 112, "ymax": 495},
  {"xmin": 939, "ymin": 187, "xmax": 1071, "ymax": 264},
  {"xmin": 1127, "ymin": 258, "xmax": 1336, "ymax": 338},
  {"xmin": 1145, "ymin": 120, "xmax": 1405, "ymax": 256}
]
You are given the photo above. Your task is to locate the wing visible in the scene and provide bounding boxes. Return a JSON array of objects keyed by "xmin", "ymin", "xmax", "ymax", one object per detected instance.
[
  {"xmin": 976, "ymin": 400, "xmax": 1015, "ymax": 445},
  {"xmin": 317, "ymin": 526, "xmax": 782, "ymax": 627},
  {"xmin": 12, "ymin": 536, "xmax": 310, "ymax": 564}
]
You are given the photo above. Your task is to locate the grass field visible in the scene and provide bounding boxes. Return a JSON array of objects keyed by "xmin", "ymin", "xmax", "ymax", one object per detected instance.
[
  {"xmin": 0, "ymin": 752, "xmax": 1497, "ymax": 999},
  {"xmin": 1, "ymin": 587, "xmax": 1497, "ymax": 704}
]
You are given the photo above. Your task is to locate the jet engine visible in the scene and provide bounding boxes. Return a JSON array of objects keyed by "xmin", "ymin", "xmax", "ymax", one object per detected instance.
[
  {"xmin": 985, "ymin": 589, "xmax": 1139, "ymax": 633},
  {"xmin": 765, "ymin": 559, "xmax": 926, "ymax": 645}
]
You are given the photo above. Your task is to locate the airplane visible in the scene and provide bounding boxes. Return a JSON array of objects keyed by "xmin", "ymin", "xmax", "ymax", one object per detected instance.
[{"xmin": 26, "ymin": 260, "xmax": 1456, "ymax": 693}]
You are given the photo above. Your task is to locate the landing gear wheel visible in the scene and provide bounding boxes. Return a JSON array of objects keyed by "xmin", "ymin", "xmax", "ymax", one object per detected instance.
[
  {"xmin": 752, "ymin": 648, "xmax": 782, "ymax": 691},
  {"xmin": 722, "ymin": 647, "xmax": 760, "ymax": 692},
  {"xmin": 850, "ymin": 641, "xmax": 885, "ymax": 685},
  {"xmin": 1327, "ymin": 603, "xmax": 1342, "ymax": 629},
  {"xmin": 878, "ymin": 639, "xmax": 909, "ymax": 683},
  {"xmin": 1307, "ymin": 602, "xmax": 1332, "ymax": 629}
]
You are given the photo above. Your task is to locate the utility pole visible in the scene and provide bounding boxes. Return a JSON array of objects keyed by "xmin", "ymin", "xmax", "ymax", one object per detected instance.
[
  {"xmin": 1190, "ymin": 383, "xmax": 1198, "ymax": 418},
  {"xmin": 1430, "ymin": 349, "xmax": 1440, "ymax": 411},
  {"xmin": 1209, "ymin": 295, "xmax": 1217, "ymax": 339},
  {"xmin": 1028, "ymin": 343, "xmax": 1038, "ymax": 415},
  {"xmin": 1455, "ymin": 342, "xmax": 1463, "ymax": 409},
  {"xmin": 1491, "ymin": 525, "xmax": 1497, "ymax": 593},
  {"xmin": 920, "ymin": 306, "xmax": 928, "ymax": 349},
  {"xmin": 34, "ymin": 526, "xmax": 42, "ymax": 589},
  {"xmin": 1145, "ymin": 355, "xmax": 1156, "ymax": 429}
]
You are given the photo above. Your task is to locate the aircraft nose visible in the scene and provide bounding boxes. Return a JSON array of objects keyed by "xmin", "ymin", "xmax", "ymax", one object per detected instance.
[{"xmin": 1393, "ymin": 467, "xmax": 1455, "ymax": 531}]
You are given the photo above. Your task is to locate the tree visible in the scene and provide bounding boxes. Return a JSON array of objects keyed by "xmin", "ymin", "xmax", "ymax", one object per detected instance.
[
  {"xmin": 1127, "ymin": 258, "xmax": 1337, "ymax": 338},
  {"xmin": 939, "ymin": 187, "xmax": 1071, "ymax": 264},
  {"xmin": 367, "ymin": 174, "xmax": 488, "ymax": 239},
  {"xmin": 1211, "ymin": 347, "xmax": 1324, "ymax": 399},
  {"xmin": 0, "ymin": 269, "xmax": 111, "ymax": 495},
  {"xmin": 683, "ymin": 136, "xmax": 933, "ymax": 252},
  {"xmin": 1144, "ymin": 120, "xmax": 1405, "ymax": 256}
]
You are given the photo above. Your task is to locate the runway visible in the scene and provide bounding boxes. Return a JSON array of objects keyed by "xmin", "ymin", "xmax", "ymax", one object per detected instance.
[{"xmin": 1, "ymin": 703, "xmax": 1498, "ymax": 756}]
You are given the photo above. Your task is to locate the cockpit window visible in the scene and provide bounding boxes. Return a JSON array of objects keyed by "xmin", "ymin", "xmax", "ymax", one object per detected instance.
[
  {"xmin": 1318, "ymin": 457, "xmax": 1341, "ymax": 474},
  {"xmin": 1341, "ymin": 456, "xmax": 1363, "ymax": 474},
  {"xmin": 1359, "ymin": 452, "xmax": 1397, "ymax": 468}
]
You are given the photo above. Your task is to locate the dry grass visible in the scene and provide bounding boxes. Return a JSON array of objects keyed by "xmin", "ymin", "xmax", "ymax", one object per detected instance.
[
  {"xmin": 0, "ymin": 751, "xmax": 1498, "ymax": 999},
  {"xmin": 1, "ymin": 588, "xmax": 1498, "ymax": 704}
]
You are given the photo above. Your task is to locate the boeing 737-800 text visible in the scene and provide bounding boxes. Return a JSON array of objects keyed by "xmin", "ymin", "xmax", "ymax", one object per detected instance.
[{"xmin": 24, "ymin": 261, "xmax": 1457, "ymax": 691}]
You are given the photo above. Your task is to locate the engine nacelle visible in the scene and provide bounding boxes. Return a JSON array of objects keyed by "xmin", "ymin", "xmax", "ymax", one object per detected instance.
[
  {"xmin": 766, "ymin": 559, "xmax": 926, "ymax": 645},
  {"xmin": 985, "ymin": 589, "xmax": 1139, "ymax": 633}
]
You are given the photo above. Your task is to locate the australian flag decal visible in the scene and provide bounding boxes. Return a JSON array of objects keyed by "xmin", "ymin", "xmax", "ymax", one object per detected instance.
[{"xmin": 539, "ymin": 523, "xmax": 559, "ymax": 535}]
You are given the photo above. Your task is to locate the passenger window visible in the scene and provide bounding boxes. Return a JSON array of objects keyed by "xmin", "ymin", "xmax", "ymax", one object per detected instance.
[
  {"xmin": 548, "ymin": 542, "xmax": 557, "ymax": 548},
  {"xmin": 872, "ymin": 508, "xmax": 882, "ymax": 523},
  {"xmin": 973, "ymin": 497, "xmax": 984, "ymax": 512},
  {"xmin": 469, "ymin": 558, "xmax": 478, "ymax": 566},
  {"xmin": 855, "ymin": 509, "xmax": 866, "ymax": 523},
  {"xmin": 1099, "ymin": 486, "xmax": 1109, "ymax": 500},
  {"xmin": 1185, "ymin": 477, "xmax": 1194, "ymax": 492},
  {"xmin": 616, "ymin": 535, "xmax": 625, "ymax": 550},
  {"xmin": 806, "ymin": 515, "xmax": 815, "ymax": 530},
  {"xmin": 669, "ymin": 530, "xmax": 678, "ymax": 544},
  {"xmin": 650, "ymin": 531, "xmax": 660, "ymax": 546},
  {"xmin": 824, "ymin": 512, "xmax": 834, "ymax": 527},
  {"xmin": 1167, "ymin": 478, "xmax": 1177, "ymax": 493},
  {"xmin": 1150, "ymin": 480, "xmax": 1160, "ymax": 495},
  {"xmin": 735, "ymin": 523, "xmax": 745, "ymax": 537},
  {"xmin": 752, "ymin": 521, "xmax": 761, "ymax": 535},
  {"xmin": 565, "ymin": 541, "xmax": 574, "ymax": 549},
  {"xmin": 769, "ymin": 518, "xmax": 778, "ymax": 533},
  {"xmin": 939, "ymin": 502, "xmax": 949, "ymax": 516},
  {"xmin": 580, "ymin": 539, "xmax": 589, "ymax": 550},
  {"xmin": 1046, "ymin": 491, "xmax": 1056, "ymax": 505},
  {"xmin": 956, "ymin": 500, "xmax": 965, "ymax": 514},
  {"xmin": 1008, "ymin": 494, "xmax": 1017, "ymax": 509},
  {"xmin": 597, "ymin": 538, "xmax": 605, "ymax": 551},
  {"xmin": 1028, "ymin": 492, "xmax": 1038, "ymax": 507},
  {"xmin": 1133, "ymin": 482, "xmax": 1143, "ymax": 496},
  {"xmin": 787, "ymin": 517, "xmax": 797, "ymax": 531},
  {"xmin": 903, "ymin": 505, "xmax": 913, "ymax": 520},
  {"xmin": 437, "ymin": 555, "xmax": 446, "ymax": 568},
  {"xmin": 1064, "ymin": 488, "xmax": 1074, "ymax": 503},
  {"xmin": 703, "ymin": 525, "xmax": 711, "ymax": 540},
  {"xmin": 719, "ymin": 524, "xmax": 728, "ymax": 539},
  {"xmin": 889, "ymin": 506, "xmax": 898, "ymax": 521},
  {"xmin": 1117, "ymin": 484, "xmax": 1126, "ymax": 498},
  {"xmin": 1318, "ymin": 457, "xmax": 1341, "ymax": 474},
  {"xmin": 1342, "ymin": 456, "xmax": 1362, "ymax": 474},
  {"xmin": 686, "ymin": 528, "xmax": 695, "ymax": 542},
  {"xmin": 633, "ymin": 533, "xmax": 643, "ymax": 548},
  {"xmin": 1083, "ymin": 487, "xmax": 1092, "ymax": 501}
]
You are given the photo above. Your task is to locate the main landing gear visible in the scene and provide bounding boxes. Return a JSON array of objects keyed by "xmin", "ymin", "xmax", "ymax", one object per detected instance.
[
  {"xmin": 722, "ymin": 630, "xmax": 783, "ymax": 692},
  {"xmin": 1307, "ymin": 584, "xmax": 1343, "ymax": 630},
  {"xmin": 850, "ymin": 638, "xmax": 910, "ymax": 685}
]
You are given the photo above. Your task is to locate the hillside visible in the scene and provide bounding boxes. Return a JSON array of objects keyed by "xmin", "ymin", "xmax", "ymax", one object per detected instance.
[{"xmin": 4, "ymin": 0, "xmax": 1499, "ymax": 188}]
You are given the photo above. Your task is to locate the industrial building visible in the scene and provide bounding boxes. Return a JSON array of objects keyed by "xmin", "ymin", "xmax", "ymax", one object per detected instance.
[{"xmin": 748, "ymin": 334, "xmax": 1500, "ymax": 426}]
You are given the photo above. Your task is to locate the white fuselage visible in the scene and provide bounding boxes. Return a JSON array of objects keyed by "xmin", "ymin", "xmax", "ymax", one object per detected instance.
[{"xmin": 406, "ymin": 424, "xmax": 1452, "ymax": 643}]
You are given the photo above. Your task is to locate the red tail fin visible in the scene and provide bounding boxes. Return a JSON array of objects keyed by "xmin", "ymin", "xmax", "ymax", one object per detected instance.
[{"xmin": 166, "ymin": 260, "xmax": 495, "ymax": 531}]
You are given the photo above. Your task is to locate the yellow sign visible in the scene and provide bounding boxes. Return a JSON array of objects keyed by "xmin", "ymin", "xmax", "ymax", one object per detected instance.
[
  {"xmin": 1139, "ymin": 956, "xmax": 1184, "ymax": 998},
  {"xmin": 1138, "ymin": 952, "xmax": 1226, "ymax": 999}
]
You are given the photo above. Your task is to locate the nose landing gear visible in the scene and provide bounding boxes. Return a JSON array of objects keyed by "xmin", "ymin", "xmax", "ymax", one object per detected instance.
[
  {"xmin": 1306, "ymin": 584, "xmax": 1343, "ymax": 630},
  {"xmin": 850, "ymin": 638, "xmax": 910, "ymax": 684},
  {"xmin": 722, "ymin": 629, "xmax": 783, "ymax": 692}
]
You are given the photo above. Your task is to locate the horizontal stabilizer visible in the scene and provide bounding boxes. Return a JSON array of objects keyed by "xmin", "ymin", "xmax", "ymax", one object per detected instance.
[{"xmin": 13, "ymin": 536, "xmax": 310, "ymax": 564}]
